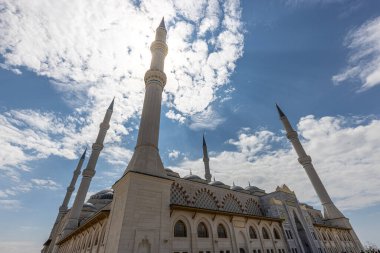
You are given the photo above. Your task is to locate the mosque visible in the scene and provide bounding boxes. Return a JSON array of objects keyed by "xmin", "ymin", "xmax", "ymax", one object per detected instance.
[{"xmin": 41, "ymin": 19, "xmax": 363, "ymax": 253}]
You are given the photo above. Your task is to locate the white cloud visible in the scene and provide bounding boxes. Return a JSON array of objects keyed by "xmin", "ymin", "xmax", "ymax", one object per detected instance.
[
  {"xmin": 0, "ymin": 0, "xmax": 244, "ymax": 201},
  {"xmin": 332, "ymin": 16, "xmax": 380, "ymax": 91},
  {"xmin": 31, "ymin": 178, "xmax": 60, "ymax": 190},
  {"xmin": 0, "ymin": 241, "xmax": 41, "ymax": 253},
  {"xmin": 172, "ymin": 115, "xmax": 380, "ymax": 211},
  {"xmin": 189, "ymin": 106, "xmax": 225, "ymax": 130},
  {"xmin": 0, "ymin": 199, "xmax": 21, "ymax": 210},
  {"xmin": 168, "ymin": 149, "xmax": 181, "ymax": 159}
]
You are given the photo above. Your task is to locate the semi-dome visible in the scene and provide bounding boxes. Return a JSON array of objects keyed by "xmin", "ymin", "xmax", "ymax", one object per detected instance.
[{"xmin": 90, "ymin": 189, "xmax": 114, "ymax": 200}]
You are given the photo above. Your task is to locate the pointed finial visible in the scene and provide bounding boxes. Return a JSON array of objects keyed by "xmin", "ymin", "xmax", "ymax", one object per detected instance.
[
  {"xmin": 275, "ymin": 103, "xmax": 285, "ymax": 118},
  {"xmin": 213, "ymin": 177, "xmax": 215, "ymax": 182},
  {"xmin": 248, "ymin": 181, "xmax": 251, "ymax": 187},
  {"xmin": 190, "ymin": 169, "xmax": 192, "ymax": 175},
  {"xmin": 203, "ymin": 133, "xmax": 206, "ymax": 146},
  {"xmin": 80, "ymin": 148, "xmax": 87, "ymax": 159},
  {"xmin": 158, "ymin": 17, "xmax": 166, "ymax": 30},
  {"xmin": 108, "ymin": 97, "xmax": 115, "ymax": 111},
  {"xmin": 233, "ymin": 181, "xmax": 235, "ymax": 187}
]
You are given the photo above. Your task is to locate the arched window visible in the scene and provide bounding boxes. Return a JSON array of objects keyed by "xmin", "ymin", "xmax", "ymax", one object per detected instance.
[
  {"xmin": 249, "ymin": 226, "xmax": 258, "ymax": 239},
  {"xmin": 217, "ymin": 224, "xmax": 227, "ymax": 238},
  {"xmin": 273, "ymin": 228, "xmax": 281, "ymax": 239},
  {"xmin": 197, "ymin": 222, "xmax": 209, "ymax": 238},
  {"xmin": 174, "ymin": 220, "xmax": 187, "ymax": 237},
  {"xmin": 262, "ymin": 227, "xmax": 270, "ymax": 239}
]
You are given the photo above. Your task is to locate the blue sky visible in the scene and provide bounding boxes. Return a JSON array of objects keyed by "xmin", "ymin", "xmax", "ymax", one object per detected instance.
[{"xmin": 1, "ymin": 0, "xmax": 380, "ymax": 252}]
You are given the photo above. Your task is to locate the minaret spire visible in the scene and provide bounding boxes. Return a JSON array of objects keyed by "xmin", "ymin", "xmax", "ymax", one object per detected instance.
[
  {"xmin": 203, "ymin": 134, "xmax": 212, "ymax": 183},
  {"xmin": 125, "ymin": 18, "xmax": 168, "ymax": 177},
  {"xmin": 276, "ymin": 104, "xmax": 344, "ymax": 220},
  {"xmin": 62, "ymin": 100, "xmax": 114, "ymax": 236},
  {"xmin": 43, "ymin": 149, "xmax": 86, "ymax": 253}
]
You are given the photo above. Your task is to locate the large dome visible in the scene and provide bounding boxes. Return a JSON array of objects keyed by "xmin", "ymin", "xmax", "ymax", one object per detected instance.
[{"xmin": 82, "ymin": 202, "xmax": 97, "ymax": 212}]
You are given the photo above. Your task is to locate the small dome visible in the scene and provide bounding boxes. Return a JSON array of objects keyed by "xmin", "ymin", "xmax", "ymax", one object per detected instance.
[
  {"xmin": 183, "ymin": 174, "xmax": 206, "ymax": 183},
  {"xmin": 184, "ymin": 174, "xmax": 202, "ymax": 180},
  {"xmin": 165, "ymin": 168, "xmax": 180, "ymax": 178},
  {"xmin": 90, "ymin": 189, "xmax": 114, "ymax": 200},
  {"xmin": 209, "ymin": 181, "xmax": 230, "ymax": 189},
  {"xmin": 231, "ymin": 185, "xmax": 245, "ymax": 191},
  {"xmin": 245, "ymin": 185, "xmax": 265, "ymax": 194}
]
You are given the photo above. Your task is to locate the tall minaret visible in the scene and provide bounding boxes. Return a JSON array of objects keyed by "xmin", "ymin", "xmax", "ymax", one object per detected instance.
[
  {"xmin": 43, "ymin": 149, "xmax": 86, "ymax": 253},
  {"xmin": 62, "ymin": 99, "xmax": 114, "ymax": 236},
  {"xmin": 203, "ymin": 134, "xmax": 212, "ymax": 183},
  {"xmin": 276, "ymin": 104, "xmax": 344, "ymax": 220},
  {"xmin": 125, "ymin": 18, "xmax": 168, "ymax": 177}
]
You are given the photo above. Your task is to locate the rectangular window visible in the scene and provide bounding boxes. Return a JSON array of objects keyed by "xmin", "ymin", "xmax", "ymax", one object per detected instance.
[
  {"xmin": 253, "ymin": 250, "xmax": 257, "ymax": 253},
  {"xmin": 267, "ymin": 250, "xmax": 270, "ymax": 253},
  {"xmin": 220, "ymin": 251, "xmax": 224, "ymax": 253}
]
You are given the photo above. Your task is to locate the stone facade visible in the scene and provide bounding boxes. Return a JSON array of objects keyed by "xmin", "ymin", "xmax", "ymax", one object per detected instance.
[{"xmin": 42, "ymin": 19, "xmax": 363, "ymax": 253}]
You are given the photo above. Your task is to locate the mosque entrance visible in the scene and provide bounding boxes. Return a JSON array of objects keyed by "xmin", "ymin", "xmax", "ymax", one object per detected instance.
[
  {"xmin": 293, "ymin": 211, "xmax": 312, "ymax": 253},
  {"xmin": 239, "ymin": 248, "xmax": 246, "ymax": 253}
]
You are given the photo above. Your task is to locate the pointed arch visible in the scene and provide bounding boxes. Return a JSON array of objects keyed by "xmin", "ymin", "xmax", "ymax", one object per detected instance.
[
  {"xmin": 249, "ymin": 226, "xmax": 258, "ymax": 239},
  {"xmin": 193, "ymin": 188, "xmax": 218, "ymax": 210},
  {"xmin": 174, "ymin": 220, "xmax": 187, "ymax": 237},
  {"xmin": 262, "ymin": 226, "xmax": 270, "ymax": 239},
  {"xmin": 222, "ymin": 193, "xmax": 243, "ymax": 213},
  {"xmin": 197, "ymin": 222, "xmax": 209, "ymax": 238},
  {"xmin": 217, "ymin": 223, "xmax": 228, "ymax": 238},
  {"xmin": 273, "ymin": 227, "xmax": 281, "ymax": 239},
  {"xmin": 245, "ymin": 198, "xmax": 263, "ymax": 216},
  {"xmin": 170, "ymin": 182, "xmax": 189, "ymax": 205}
]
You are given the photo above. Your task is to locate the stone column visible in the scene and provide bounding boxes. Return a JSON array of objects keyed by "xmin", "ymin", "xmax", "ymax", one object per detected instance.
[
  {"xmin": 43, "ymin": 149, "xmax": 86, "ymax": 253},
  {"xmin": 125, "ymin": 18, "xmax": 168, "ymax": 178},
  {"xmin": 62, "ymin": 100, "xmax": 114, "ymax": 236},
  {"xmin": 276, "ymin": 104, "xmax": 344, "ymax": 220},
  {"xmin": 203, "ymin": 134, "xmax": 212, "ymax": 183}
]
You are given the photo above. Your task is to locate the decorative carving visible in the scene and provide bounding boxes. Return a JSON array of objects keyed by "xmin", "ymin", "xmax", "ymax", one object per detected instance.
[
  {"xmin": 193, "ymin": 188, "xmax": 218, "ymax": 210},
  {"xmin": 245, "ymin": 198, "xmax": 263, "ymax": 216},
  {"xmin": 170, "ymin": 183, "xmax": 189, "ymax": 205},
  {"xmin": 222, "ymin": 193, "xmax": 243, "ymax": 213}
]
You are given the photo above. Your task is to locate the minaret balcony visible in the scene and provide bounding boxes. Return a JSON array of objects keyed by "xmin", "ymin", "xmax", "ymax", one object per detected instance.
[
  {"xmin": 150, "ymin": 41, "xmax": 168, "ymax": 55},
  {"xmin": 144, "ymin": 69, "xmax": 167, "ymax": 87}
]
